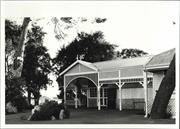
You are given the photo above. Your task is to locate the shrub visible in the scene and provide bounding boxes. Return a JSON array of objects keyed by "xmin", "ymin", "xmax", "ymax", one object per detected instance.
[
  {"xmin": 29, "ymin": 100, "xmax": 68, "ymax": 121},
  {"xmin": 5, "ymin": 77, "xmax": 29, "ymax": 112},
  {"xmin": 165, "ymin": 112, "xmax": 172, "ymax": 119},
  {"xmin": 13, "ymin": 95, "xmax": 29, "ymax": 112}
]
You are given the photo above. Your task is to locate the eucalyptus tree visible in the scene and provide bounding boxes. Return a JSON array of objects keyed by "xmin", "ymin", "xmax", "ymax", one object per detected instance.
[{"xmin": 5, "ymin": 18, "xmax": 31, "ymax": 111}]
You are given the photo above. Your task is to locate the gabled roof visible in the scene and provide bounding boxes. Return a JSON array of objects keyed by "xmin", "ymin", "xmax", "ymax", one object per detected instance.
[
  {"xmin": 93, "ymin": 55, "xmax": 153, "ymax": 71},
  {"xmin": 60, "ymin": 56, "xmax": 153, "ymax": 76},
  {"xmin": 145, "ymin": 48, "xmax": 175, "ymax": 71},
  {"xmin": 59, "ymin": 60, "xmax": 98, "ymax": 76}
]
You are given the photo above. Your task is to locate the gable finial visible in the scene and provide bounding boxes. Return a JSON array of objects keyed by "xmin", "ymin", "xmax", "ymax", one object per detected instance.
[{"xmin": 76, "ymin": 55, "xmax": 79, "ymax": 60}]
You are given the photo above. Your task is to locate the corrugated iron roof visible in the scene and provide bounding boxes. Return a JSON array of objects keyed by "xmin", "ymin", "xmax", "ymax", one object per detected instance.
[
  {"xmin": 145, "ymin": 48, "xmax": 175, "ymax": 71},
  {"xmin": 60, "ymin": 48, "xmax": 175, "ymax": 75},
  {"xmin": 93, "ymin": 56, "xmax": 153, "ymax": 71}
]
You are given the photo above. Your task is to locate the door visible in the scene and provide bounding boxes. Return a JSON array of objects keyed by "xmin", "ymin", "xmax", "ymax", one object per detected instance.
[{"xmin": 107, "ymin": 88, "xmax": 117, "ymax": 109}]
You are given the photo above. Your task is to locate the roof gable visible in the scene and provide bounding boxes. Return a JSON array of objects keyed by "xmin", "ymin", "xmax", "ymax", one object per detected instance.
[{"xmin": 59, "ymin": 60, "xmax": 97, "ymax": 76}]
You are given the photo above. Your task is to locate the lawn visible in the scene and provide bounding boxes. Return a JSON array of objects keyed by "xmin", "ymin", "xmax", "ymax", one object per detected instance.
[{"xmin": 6, "ymin": 108, "xmax": 175, "ymax": 124}]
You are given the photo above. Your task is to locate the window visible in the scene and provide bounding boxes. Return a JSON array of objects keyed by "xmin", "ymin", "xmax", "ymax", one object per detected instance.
[
  {"xmin": 88, "ymin": 87, "xmax": 108, "ymax": 106},
  {"xmin": 104, "ymin": 88, "xmax": 108, "ymax": 97}
]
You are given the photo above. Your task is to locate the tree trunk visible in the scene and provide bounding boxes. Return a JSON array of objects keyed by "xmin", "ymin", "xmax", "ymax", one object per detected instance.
[
  {"xmin": 12, "ymin": 17, "xmax": 31, "ymax": 78},
  {"xmin": 150, "ymin": 55, "xmax": 175, "ymax": 119},
  {"xmin": 35, "ymin": 98, "xmax": 39, "ymax": 105},
  {"xmin": 32, "ymin": 90, "xmax": 40, "ymax": 105},
  {"xmin": 27, "ymin": 90, "xmax": 31, "ymax": 105}
]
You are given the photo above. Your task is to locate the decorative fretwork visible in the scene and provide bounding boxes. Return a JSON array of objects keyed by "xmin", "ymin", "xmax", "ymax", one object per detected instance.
[
  {"xmin": 121, "ymin": 78, "xmax": 143, "ymax": 83},
  {"xmin": 65, "ymin": 73, "xmax": 98, "ymax": 87}
]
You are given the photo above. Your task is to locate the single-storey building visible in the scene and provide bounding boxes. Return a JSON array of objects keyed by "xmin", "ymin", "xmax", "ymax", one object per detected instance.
[
  {"xmin": 145, "ymin": 48, "xmax": 175, "ymax": 118},
  {"xmin": 59, "ymin": 48, "xmax": 175, "ymax": 118}
]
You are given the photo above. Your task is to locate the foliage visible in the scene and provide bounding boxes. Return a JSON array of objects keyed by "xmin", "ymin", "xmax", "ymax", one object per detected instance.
[
  {"xmin": 22, "ymin": 24, "xmax": 52, "ymax": 105},
  {"xmin": 51, "ymin": 17, "xmax": 107, "ymax": 40},
  {"xmin": 5, "ymin": 19, "xmax": 30, "ymax": 112},
  {"xmin": 5, "ymin": 77, "xmax": 28, "ymax": 112},
  {"xmin": 117, "ymin": 48, "xmax": 148, "ymax": 59},
  {"xmin": 5, "ymin": 19, "xmax": 52, "ymax": 106},
  {"xmin": 5, "ymin": 20, "xmax": 22, "ymax": 47},
  {"xmin": 53, "ymin": 31, "xmax": 117, "ymax": 77},
  {"xmin": 5, "ymin": 20, "xmax": 22, "ymax": 78},
  {"xmin": 29, "ymin": 100, "xmax": 69, "ymax": 121}
]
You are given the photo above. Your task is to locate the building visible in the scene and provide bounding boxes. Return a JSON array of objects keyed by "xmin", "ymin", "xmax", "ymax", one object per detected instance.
[
  {"xmin": 145, "ymin": 48, "xmax": 175, "ymax": 118},
  {"xmin": 59, "ymin": 48, "xmax": 175, "ymax": 118}
]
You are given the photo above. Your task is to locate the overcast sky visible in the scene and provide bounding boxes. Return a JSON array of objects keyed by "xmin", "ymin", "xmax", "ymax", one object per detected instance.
[
  {"xmin": 3, "ymin": 1, "xmax": 179, "ymax": 98},
  {"xmin": 3, "ymin": 1, "xmax": 179, "ymax": 58}
]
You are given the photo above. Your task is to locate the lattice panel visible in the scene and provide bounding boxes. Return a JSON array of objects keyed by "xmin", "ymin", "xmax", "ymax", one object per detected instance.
[
  {"xmin": 147, "ymin": 98, "xmax": 176, "ymax": 118},
  {"xmin": 147, "ymin": 99, "xmax": 153, "ymax": 114},
  {"xmin": 167, "ymin": 98, "xmax": 176, "ymax": 118}
]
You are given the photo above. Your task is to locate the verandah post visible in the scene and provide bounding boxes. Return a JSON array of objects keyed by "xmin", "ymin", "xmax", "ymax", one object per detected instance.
[
  {"xmin": 118, "ymin": 86, "xmax": 122, "ymax": 111},
  {"xmin": 64, "ymin": 75, "xmax": 66, "ymax": 104},
  {"xmin": 97, "ymin": 86, "xmax": 101, "ymax": 110},
  {"xmin": 118, "ymin": 70, "xmax": 122, "ymax": 111},
  {"xmin": 143, "ymin": 71, "xmax": 148, "ymax": 117},
  {"xmin": 97, "ymin": 72, "xmax": 101, "ymax": 110},
  {"xmin": 75, "ymin": 86, "xmax": 78, "ymax": 109}
]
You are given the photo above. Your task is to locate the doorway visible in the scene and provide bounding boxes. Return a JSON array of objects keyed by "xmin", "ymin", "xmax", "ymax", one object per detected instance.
[{"xmin": 107, "ymin": 88, "xmax": 117, "ymax": 109}]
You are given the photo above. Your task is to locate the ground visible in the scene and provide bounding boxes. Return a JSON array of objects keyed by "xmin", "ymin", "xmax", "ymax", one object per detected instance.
[{"xmin": 6, "ymin": 109, "xmax": 175, "ymax": 124}]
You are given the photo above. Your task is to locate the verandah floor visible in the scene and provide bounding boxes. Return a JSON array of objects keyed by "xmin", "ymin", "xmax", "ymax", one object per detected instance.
[{"xmin": 6, "ymin": 108, "xmax": 175, "ymax": 124}]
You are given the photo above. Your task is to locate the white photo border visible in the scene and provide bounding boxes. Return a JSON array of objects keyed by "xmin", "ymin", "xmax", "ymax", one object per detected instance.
[{"xmin": 1, "ymin": 0, "xmax": 179, "ymax": 129}]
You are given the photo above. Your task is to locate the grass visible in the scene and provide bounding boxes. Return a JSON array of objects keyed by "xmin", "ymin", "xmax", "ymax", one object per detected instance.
[{"xmin": 6, "ymin": 108, "xmax": 175, "ymax": 124}]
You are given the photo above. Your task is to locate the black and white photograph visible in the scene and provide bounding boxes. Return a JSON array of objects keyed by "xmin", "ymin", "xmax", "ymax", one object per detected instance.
[{"xmin": 0, "ymin": 0, "xmax": 179, "ymax": 129}]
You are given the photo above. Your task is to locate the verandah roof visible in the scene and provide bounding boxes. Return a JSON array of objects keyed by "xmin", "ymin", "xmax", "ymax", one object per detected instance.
[{"xmin": 93, "ymin": 55, "xmax": 153, "ymax": 71}]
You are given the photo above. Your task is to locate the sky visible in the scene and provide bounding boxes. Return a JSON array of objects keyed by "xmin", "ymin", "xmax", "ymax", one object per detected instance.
[{"xmin": 3, "ymin": 1, "xmax": 179, "ymax": 98}]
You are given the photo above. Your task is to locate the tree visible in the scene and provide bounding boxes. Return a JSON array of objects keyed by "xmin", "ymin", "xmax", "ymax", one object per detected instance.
[
  {"xmin": 5, "ymin": 19, "xmax": 30, "ymax": 111},
  {"xmin": 53, "ymin": 31, "xmax": 117, "ymax": 76},
  {"xmin": 117, "ymin": 48, "xmax": 148, "ymax": 59},
  {"xmin": 5, "ymin": 19, "xmax": 22, "ymax": 78},
  {"xmin": 22, "ymin": 24, "xmax": 52, "ymax": 105},
  {"xmin": 11, "ymin": 18, "xmax": 31, "ymax": 78},
  {"xmin": 51, "ymin": 17, "xmax": 107, "ymax": 40},
  {"xmin": 150, "ymin": 55, "xmax": 175, "ymax": 119}
]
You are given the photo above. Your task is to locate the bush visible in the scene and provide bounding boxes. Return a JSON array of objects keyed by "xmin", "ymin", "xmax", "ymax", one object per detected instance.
[
  {"xmin": 6, "ymin": 77, "xmax": 28, "ymax": 112},
  {"xmin": 27, "ymin": 104, "xmax": 34, "ymax": 110},
  {"xmin": 165, "ymin": 112, "xmax": 172, "ymax": 119},
  {"xmin": 29, "ymin": 100, "xmax": 69, "ymax": 121},
  {"xmin": 13, "ymin": 95, "xmax": 29, "ymax": 112}
]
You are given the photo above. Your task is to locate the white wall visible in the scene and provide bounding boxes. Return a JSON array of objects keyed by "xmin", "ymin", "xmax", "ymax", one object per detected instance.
[
  {"xmin": 152, "ymin": 71, "xmax": 164, "ymax": 99},
  {"xmin": 122, "ymin": 88, "xmax": 144, "ymax": 99}
]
